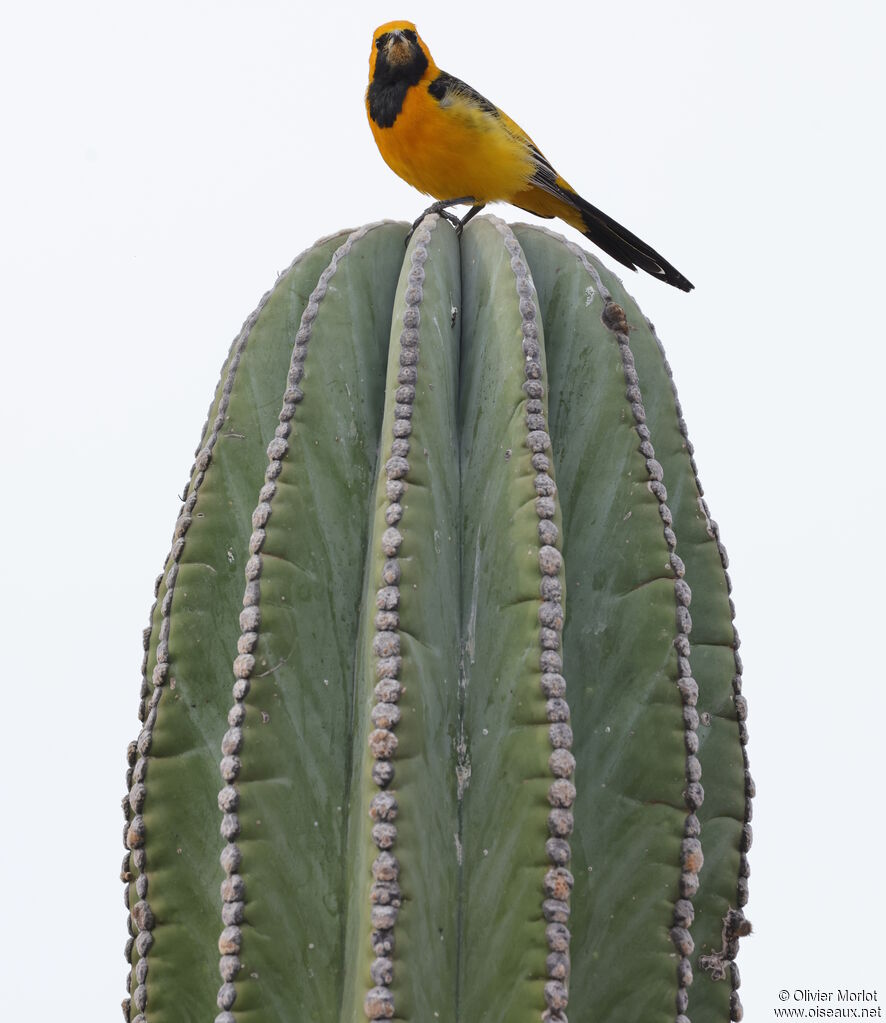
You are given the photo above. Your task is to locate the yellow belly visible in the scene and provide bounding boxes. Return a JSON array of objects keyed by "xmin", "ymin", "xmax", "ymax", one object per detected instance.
[{"xmin": 369, "ymin": 84, "xmax": 536, "ymax": 204}]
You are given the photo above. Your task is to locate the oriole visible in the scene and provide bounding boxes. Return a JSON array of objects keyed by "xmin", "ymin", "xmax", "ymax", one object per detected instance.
[{"xmin": 366, "ymin": 21, "xmax": 693, "ymax": 291}]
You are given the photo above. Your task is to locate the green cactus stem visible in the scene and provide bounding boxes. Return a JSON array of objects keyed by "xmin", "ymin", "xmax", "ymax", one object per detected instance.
[{"xmin": 122, "ymin": 214, "xmax": 752, "ymax": 1023}]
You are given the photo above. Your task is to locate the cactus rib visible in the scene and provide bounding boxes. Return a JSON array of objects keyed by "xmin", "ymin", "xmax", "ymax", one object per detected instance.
[
  {"xmin": 362, "ymin": 216, "xmax": 441, "ymax": 1019},
  {"xmin": 121, "ymin": 224, "xmax": 357, "ymax": 1020},
  {"xmin": 532, "ymin": 230, "xmax": 705, "ymax": 1015},
  {"xmin": 340, "ymin": 212, "xmax": 464, "ymax": 1021},
  {"xmin": 644, "ymin": 321, "xmax": 753, "ymax": 1021},
  {"xmin": 514, "ymin": 223, "xmax": 723, "ymax": 1022},
  {"xmin": 602, "ymin": 295, "xmax": 703, "ymax": 1022},
  {"xmin": 214, "ymin": 223, "xmax": 380, "ymax": 1021},
  {"xmin": 123, "ymin": 278, "xmax": 262, "ymax": 1022},
  {"xmin": 491, "ymin": 219, "xmax": 576, "ymax": 1019},
  {"xmin": 124, "ymin": 221, "xmax": 406, "ymax": 1023}
]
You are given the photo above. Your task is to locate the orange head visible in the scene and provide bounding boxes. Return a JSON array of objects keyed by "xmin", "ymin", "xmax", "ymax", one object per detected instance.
[{"xmin": 368, "ymin": 21, "xmax": 437, "ymax": 86}]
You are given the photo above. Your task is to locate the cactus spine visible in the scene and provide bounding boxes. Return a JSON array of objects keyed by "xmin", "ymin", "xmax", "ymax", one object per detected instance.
[{"xmin": 122, "ymin": 215, "xmax": 751, "ymax": 1023}]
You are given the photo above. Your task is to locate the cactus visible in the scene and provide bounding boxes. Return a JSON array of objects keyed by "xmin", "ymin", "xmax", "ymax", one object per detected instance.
[{"xmin": 122, "ymin": 215, "xmax": 752, "ymax": 1023}]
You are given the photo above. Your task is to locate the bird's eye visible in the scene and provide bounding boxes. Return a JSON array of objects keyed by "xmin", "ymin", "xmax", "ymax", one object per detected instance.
[
  {"xmin": 402, "ymin": 29, "xmax": 417, "ymax": 42},
  {"xmin": 376, "ymin": 35, "xmax": 386, "ymax": 49}
]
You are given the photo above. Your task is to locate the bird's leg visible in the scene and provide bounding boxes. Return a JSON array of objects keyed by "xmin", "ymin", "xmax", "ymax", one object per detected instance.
[
  {"xmin": 406, "ymin": 197, "xmax": 477, "ymax": 243},
  {"xmin": 456, "ymin": 203, "xmax": 486, "ymax": 235}
]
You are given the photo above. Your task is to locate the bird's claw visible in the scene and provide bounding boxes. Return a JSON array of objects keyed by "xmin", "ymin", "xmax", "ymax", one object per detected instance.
[{"xmin": 404, "ymin": 197, "xmax": 479, "ymax": 245}]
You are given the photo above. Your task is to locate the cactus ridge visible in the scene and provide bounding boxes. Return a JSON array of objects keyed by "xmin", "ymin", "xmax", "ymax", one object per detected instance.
[
  {"xmin": 645, "ymin": 318, "xmax": 753, "ymax": 1020},
  {"xmin": 540, "ymin": 223, "xmax": 752, "ymax": 1022},
  {"xmin": 604, "ymin": 295, "xmax": 703, "ymax": 1022},
  {"xmin": 512, "ymin": 221, "xmax": 745, "ymax": 1023},
  {"xmin": 185, "ymin": 224, "xmax": 362, "ymax": 493},
  {"xmin": 493, "ymin": 219, "xmax": 575, "ymax": 1021},
  {"xmin": 214, "ymin": 222, "xmax": 378, "ymax": 1021},
  {"xmin": 363, "ymin": 215, "xmax": 440, "ymax": 1019},
  {"xmin": 121, "ymin": 221, "xmax": 375, "ymax": 1021},
  {"xmin": 581, "ymin": 253, "xmax": 703, "ymax": 1014},
  {"xmin": 545, "ymin": 235, "xmax": 705, "ymax": 1019},
  {"xmin": 122, "ymin": 268, "xmax": 264, "ymax": 1022}
]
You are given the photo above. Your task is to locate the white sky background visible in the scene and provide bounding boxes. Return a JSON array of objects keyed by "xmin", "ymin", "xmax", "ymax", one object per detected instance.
[{"xmin": 1, "ymin": 0, "xmax": 884, "ymax": 1017}]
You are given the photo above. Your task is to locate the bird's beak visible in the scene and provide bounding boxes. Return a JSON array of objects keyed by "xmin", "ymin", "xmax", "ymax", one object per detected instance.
[{"xmin": 385, "ymin": 30, "xmax": 411, "ymax": 64}]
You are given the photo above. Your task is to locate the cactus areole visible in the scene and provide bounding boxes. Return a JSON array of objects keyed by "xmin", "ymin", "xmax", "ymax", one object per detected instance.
[{"xmin": 122, "ymin": 216, "xmax": 752, "ymax": 1023}]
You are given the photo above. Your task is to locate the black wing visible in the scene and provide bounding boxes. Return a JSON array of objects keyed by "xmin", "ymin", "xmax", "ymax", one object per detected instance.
[{"xmin": 427, "ymin": 71, "xmax": 501, "ymax": 116}]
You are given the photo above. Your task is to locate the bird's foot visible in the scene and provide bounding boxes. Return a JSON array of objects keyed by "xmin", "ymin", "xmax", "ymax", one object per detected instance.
[
  {"xmin": 455, "ymin": 202, "xmax": 486, "ymax": 234},
  {"xmin": 405, "ymin": 198, "xmax": 485, "ymax": 244}
]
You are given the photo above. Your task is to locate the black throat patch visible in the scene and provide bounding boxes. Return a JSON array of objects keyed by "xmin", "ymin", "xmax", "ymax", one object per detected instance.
[{"xmin": 367, "ymin": 36, "xmax": 429, "ymax": 129}]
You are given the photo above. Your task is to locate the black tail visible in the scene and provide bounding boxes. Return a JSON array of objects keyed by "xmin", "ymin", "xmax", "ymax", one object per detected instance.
[{"xmin": 572, "ymin": 191, "xmax": 694, "ymax": 292}]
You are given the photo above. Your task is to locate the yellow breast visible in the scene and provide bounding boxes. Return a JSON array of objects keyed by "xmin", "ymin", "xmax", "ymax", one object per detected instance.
[{"xmin": 368, "ymin": 83, "xmax": 537, "ymax": 204}]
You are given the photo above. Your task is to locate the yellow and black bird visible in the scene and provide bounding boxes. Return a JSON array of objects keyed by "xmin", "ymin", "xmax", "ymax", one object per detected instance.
[{"xmin": 366, "ymin": 21, "xmax": 694, "ymax": 291}]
